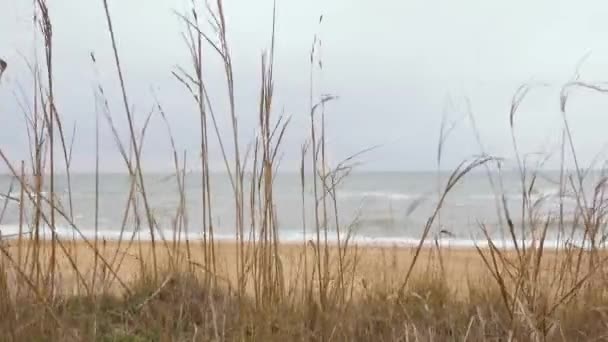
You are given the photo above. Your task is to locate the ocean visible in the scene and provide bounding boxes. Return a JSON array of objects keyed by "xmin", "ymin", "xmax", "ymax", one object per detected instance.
[{"xmin": 0, "ymin": 171, "xmax": 594, "ymax": 248}]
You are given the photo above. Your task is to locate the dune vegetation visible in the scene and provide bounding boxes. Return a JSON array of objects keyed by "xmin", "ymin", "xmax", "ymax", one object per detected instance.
[{"xmin": 2, "ymin": 1, "xmax": 608, "ymax": 341}]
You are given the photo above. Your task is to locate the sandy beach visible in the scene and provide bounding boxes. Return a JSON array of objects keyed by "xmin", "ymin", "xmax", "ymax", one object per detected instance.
[{"xmin": 1, "ymin": 237, "xmax": 567, "ymax": 297}]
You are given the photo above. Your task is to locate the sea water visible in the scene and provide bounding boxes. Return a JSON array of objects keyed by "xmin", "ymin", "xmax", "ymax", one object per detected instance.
[{"xmin": 0, "ymin": 171, "xmax": 598, "ymax": 248}]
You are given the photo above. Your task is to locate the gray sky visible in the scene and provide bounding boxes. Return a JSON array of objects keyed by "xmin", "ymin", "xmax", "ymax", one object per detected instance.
[{"xmin": 2, "ymin": 0, "xmax": 608, "ymax": 172}]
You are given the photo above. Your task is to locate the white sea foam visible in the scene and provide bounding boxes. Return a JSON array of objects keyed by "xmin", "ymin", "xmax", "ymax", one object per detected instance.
[
  {"xmin": 339, "ymin": 191, "xmax": 415, "ymax": 201},
  {"xmin": 0, "ymin": 224, "xmax": 596, "ymax": 251}
]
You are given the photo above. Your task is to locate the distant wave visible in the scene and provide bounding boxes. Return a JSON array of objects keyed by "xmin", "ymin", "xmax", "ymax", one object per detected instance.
[
  {"xmin": 469, "ymin": 188, "xmax": 578, "ymax": 203},
  {"xmin": 338, "ymin": 188, "xmax": 577, "ymax": 203},
  {"xmin": 339, "ymin": 191, "xmax": 416, "ymax": 201}
]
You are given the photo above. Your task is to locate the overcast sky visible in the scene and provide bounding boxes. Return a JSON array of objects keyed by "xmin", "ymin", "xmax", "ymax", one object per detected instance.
[{"xmin": 2, "ymin": 0, "xmax": 608, "ymax": 172}]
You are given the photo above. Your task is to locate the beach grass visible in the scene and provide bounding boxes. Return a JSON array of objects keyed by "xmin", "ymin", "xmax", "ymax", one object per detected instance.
[
  {"xmin": 2, "ymin": 0, "xmax": 608, "ymax": 341},
  {"xmin": 2, "ymin": 241, "xmax": 607, "ymax": 341}
]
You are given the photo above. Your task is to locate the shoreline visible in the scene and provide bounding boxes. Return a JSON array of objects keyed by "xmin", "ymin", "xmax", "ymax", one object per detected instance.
[{"xmin": 0, "ymin": 226, "xmax": 595, "ymax": 251}]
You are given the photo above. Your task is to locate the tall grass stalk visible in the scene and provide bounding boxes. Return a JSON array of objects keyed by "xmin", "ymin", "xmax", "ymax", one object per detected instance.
[{"xmin": 2, "ymin": 1, "xmax": 608, "ymax": 341}]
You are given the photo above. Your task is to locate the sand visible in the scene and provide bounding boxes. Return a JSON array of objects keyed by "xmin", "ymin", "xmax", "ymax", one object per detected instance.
[{"xmin": 0, "ymin": 238, "xmax": 567, "ymax": 297}]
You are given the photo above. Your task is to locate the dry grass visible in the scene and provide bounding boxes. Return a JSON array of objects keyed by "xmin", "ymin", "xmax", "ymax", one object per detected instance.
[
  {"xmin": 1, "ymin": 242, "xmax": 608, "ymax": 341},
  {"xmin": 2, "ymin": 241, "xmax": 607, "ymax": 341},
  {"xmin": 2, "ymin": 0, "xmax": 608, "ymax": 341}
]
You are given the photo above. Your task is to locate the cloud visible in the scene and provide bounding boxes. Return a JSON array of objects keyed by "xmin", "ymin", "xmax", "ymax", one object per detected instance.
[{"xmin": 1, "ymin": 0, "xmax": 608, "ymax": 172}]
